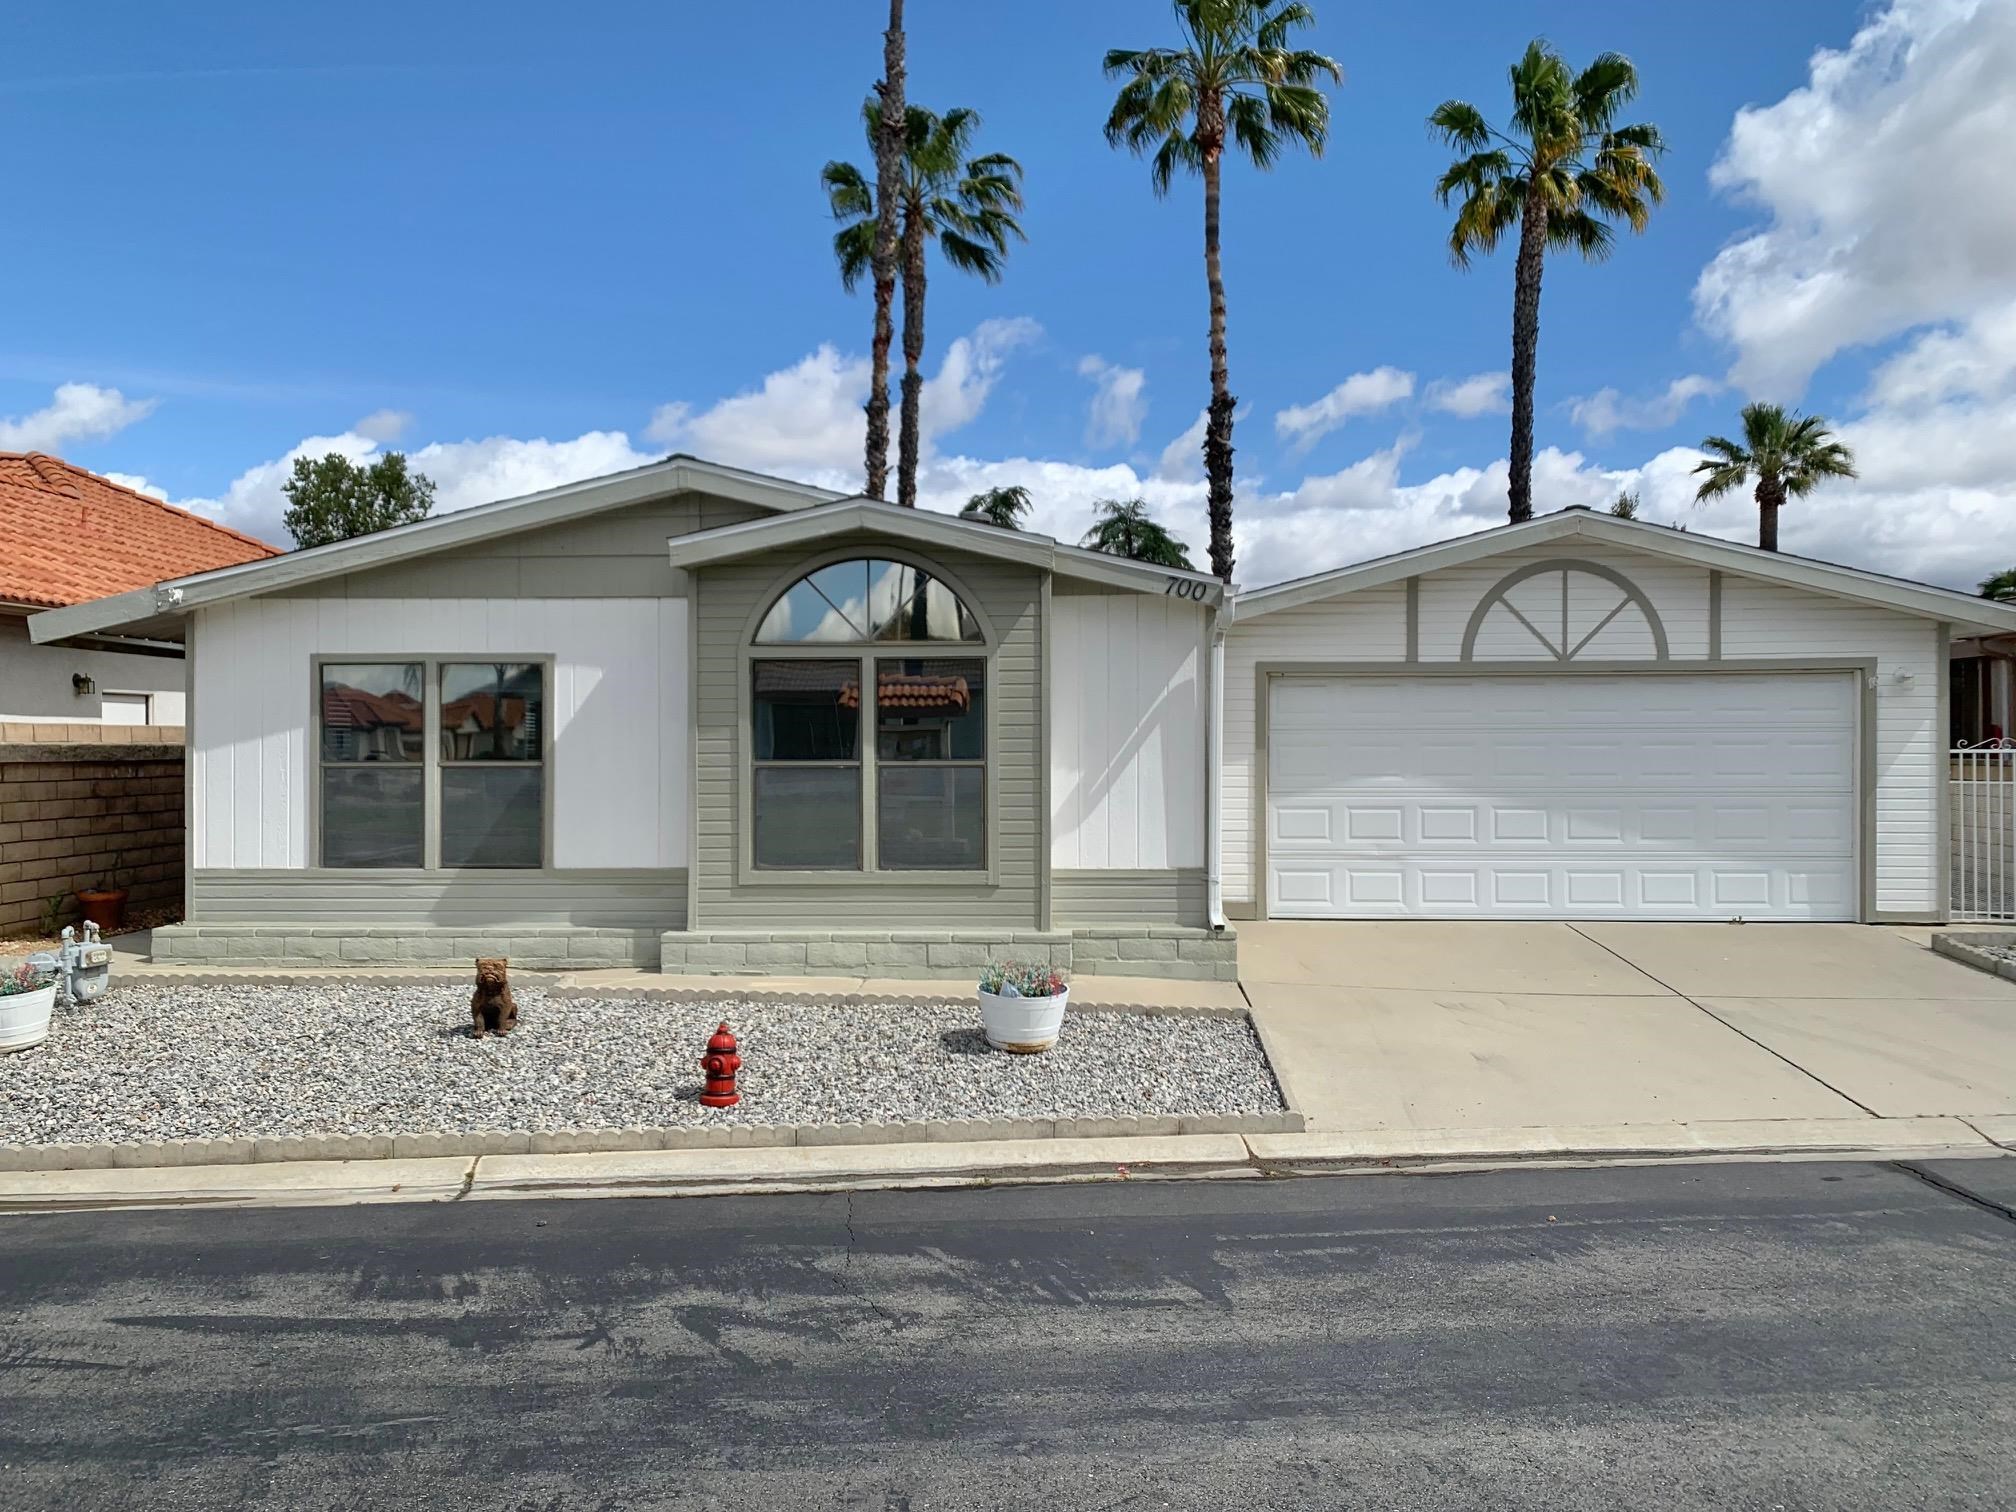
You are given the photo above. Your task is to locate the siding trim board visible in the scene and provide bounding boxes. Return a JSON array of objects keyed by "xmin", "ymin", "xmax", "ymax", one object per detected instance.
[
  {"xmin": 188, "ymin": 867, "xmax": 689, "ymax": 929},
  {"xmin": 1052, "ymin": 869, "xmax": 1208, "ymax": 927}
]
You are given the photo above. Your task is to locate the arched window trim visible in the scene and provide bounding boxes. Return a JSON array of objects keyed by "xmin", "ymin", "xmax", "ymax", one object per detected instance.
[
  {"xmin": 1460, "ymin": 557, "xmax": 1669, "ymax": 662},
  {"xmin": 738, "ymin": 547, "xmax": 1000, "ymax": 884},
  {"xmin": 744, "ymin": 549, "xmax": 996, "ymax": 650}
]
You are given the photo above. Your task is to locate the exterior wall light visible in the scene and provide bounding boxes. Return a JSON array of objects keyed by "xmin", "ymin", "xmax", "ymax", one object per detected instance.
[{"xmin": 72, "ymin": 672, "xmax": 96, "ymax": 696}]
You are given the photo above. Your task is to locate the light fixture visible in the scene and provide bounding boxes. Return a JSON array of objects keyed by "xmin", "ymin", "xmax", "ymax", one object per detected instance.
[{"xmin": 71, "ymin": 672, "xmax": 96, "ymax": 696}]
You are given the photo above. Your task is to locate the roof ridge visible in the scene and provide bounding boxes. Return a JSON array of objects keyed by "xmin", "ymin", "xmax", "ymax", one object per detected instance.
[{"xmin": 24, "ymin": 453, "xmax": 81, "ymax": 498}]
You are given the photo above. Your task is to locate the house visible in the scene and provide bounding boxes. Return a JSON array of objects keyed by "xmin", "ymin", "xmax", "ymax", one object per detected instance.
[
  {"xmin": 27, "ymin": 455, "xmax": 2016, "ymax": 971},
  {"xmin": 0, "ymin": 452, "xmax": 280, "ymax": 734}
]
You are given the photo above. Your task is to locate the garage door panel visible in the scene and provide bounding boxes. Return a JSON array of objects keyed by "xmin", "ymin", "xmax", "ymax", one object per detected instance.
[{"xmin": 1266, "ymin": 673, "xmax": 1857, "ymax": 921}]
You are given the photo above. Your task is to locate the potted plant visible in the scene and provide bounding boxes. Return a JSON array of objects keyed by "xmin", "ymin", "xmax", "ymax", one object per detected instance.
[
  {"xmin": 0, "ymin": 960, "xmax": 58, "ymax": 1054},
  {"xmin": 977, "ymin": 961, "xmax": 1071, "ymax": 1054},
  {"xmin": 75, "ymin": 852, "xmax": 127, "ymax": 932}
]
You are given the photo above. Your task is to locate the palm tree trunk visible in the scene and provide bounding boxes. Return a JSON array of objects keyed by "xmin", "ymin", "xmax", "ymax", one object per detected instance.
[
  {"xmin": 1507, "ymin": 186, "xmax": 1548, "ymax": 524},
  {"xmin": 1200, "ymin": 98, "xmax": 1236, "ymax": 583},
  {"xmin": 1756, "ymin": 479, "xmax": 1783, "ymax": 552},
  {"xmin": 865, "ymin": 0, "xmax": 906, "ymax": 499},
  {"xmin": 897, "ymin": 204, "xmax": 926, "ymax": 510}
]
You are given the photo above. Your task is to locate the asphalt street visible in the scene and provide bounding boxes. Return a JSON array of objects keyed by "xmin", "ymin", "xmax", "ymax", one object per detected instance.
[{"xmin": 4, "ymin": 1157, "xmax": 2016, "ymax": 1511}]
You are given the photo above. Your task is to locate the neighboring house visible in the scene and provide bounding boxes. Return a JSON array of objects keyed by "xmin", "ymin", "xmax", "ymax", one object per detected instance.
[
  {"xmin": 28, "ymin": 455, "xmax": 2016, "ymax": 971},
  {"xmin": 1949, "ymin": 634, "xmax": 2016, "ymax": 745},
  {"xmin": 0, "ymin": 451, "xmax": 279, "ymax": 732}
]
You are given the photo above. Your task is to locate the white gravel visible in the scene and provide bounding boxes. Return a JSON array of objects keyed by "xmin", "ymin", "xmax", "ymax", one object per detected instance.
[{"xmin": 0, "ymin": 983, "xmax": 1284, "ymax": 1146}]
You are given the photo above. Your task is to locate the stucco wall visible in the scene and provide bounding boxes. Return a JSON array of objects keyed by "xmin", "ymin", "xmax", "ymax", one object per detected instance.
[{"xmin": 0, "ymin": 613, "xmax": 186, "ymax": 726}]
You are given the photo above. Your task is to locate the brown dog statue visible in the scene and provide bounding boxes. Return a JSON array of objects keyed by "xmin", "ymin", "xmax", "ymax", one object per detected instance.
[{"xmin": 470, "ymin": 957, "xmax": 519, "ymax": 1039}]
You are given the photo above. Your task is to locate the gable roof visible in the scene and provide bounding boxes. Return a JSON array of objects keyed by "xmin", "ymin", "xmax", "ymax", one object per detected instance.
[
  {"xmin": 661, "ymin": 496, "xmax": 1227, "ymax": 602},
  {"xmin": 0, "ymin": 452, "xmax": 279, "ymax": 611},
  {"xmin": 27, "ymin": 453, "xmax": 848, "ymax": 644},
  {"xmin": 1230, "ymin": 507, "xmax": 2016, "ymax": 635}
]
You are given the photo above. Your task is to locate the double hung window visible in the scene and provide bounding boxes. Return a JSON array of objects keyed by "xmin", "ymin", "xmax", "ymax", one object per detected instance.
[{"xmin": 318, "ymin": 659, "xmax": 546, "ymax": 868}]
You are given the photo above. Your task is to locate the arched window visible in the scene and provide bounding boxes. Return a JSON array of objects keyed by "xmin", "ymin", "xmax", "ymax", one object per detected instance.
[
  {"xmin": 748, "ymin": 557, "xmax": 990, "ymax": 875},
  {"xmin": 756, "ymin": 558, "xmax": 986, "ymax": 645}
]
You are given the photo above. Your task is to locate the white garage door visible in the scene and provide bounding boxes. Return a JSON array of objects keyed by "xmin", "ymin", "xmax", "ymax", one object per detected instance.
[{"xmin": 1266, "ymin": 672, "xmax": 1858, "ymax": 921}]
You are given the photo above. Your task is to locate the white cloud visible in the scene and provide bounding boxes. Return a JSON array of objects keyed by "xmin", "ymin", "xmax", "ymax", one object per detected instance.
[
  {"xmin": 353, "ymin": 408, "xmax": 413, "ymax": 443},
  {"xmin": 1155, "ymin": 410, "xmax": 1208, "ymax": 482},
  {"xmin": 1695, "ymin": 0, "xmax": 2016, "ymax": 395},
  {"xmin": 1567, "ymin": 375, "xmax": 1722, "ymax": 438},
  {"xmin": 1273, "ymin": 366, "xmax": 1414, "ymax": 451},
  {"xmin": 1866, "ymin": 300, "xmax": 2016, "ymax": 409},
  {"xmin": 646, "ymin": 316, "xmax": 1040, "ymax": 484},
  {"xmin": 1076, "ymin": 355, "xmax": 1148, "ymax": 448},
  {"xmin": 1425, "ymin": 371, "xmax": 1510, "ymax": 418},
  {"xmin": 0, "ymin": 382, "xmax": 157, "ymax": 451}
]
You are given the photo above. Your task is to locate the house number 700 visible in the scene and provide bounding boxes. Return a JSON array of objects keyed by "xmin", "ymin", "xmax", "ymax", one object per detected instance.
[{"xmin": 1163, "ymin": 577, "xmax": 1209, "ymax": 601}]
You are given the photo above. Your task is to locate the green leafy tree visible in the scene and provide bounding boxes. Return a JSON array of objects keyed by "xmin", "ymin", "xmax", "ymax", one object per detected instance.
[
  {"xmin": 864, "ymin": 0, "xmax": 907, "ymax": 501},
  {"xmin": 1080, "ymin": 498, "xmax": 1195, "ymax": 569},
  {"xmin": 1432, "ymin": 40, "xmax": 1665, "ymax": 524},
  {"xmin": 825, "ymin": 104, "xmax": 1024, "ymax": 509},
  {"xmin": 1104, "ymin": 1, "xmax": 1340, "ymax": 583},
  {"xmin": 960, "ymin": 485, "xmax": 1033, "ymax": 529},
  {"xmin": 281, "ymin": 452, "xmax": 436, "ymax": 549},
  {"xmin": 1980, "ymin": 568, "xmax": 2016, "ymax": 602},
  {"xmin": 1608, "ymin": 489, "xmax": 1640, "ymax": 519},
  {"xmin": 1692, "ymin": 403, "xmax": 1857, "ymax": 553}
]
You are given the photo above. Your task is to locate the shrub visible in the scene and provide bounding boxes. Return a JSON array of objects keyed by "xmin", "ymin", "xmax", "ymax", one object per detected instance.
[
  {"xmin": 978, "ymin": 961, "xmax": 1069, "ymax": 998},
  {"xmin": 0, "ymin": 961, "xmax": 55, "ymax": 997}
]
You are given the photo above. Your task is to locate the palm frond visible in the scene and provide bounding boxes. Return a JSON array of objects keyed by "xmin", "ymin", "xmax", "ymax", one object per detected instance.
[
  {"xmin": 1428, "ymin": 99, "xmax": 1492, "ymax": 149},
  {"xmin": 1572, "ymin": 51, "xmax": 1640, "ymax": 129},
  {"xmin": 1151, "ymin": 131, "xmax": 1205, "ymax": 194},
  {"xmin": 1227, "ymin": 91, "xmax": 1282, "ymax": 168},
  {"xmin": 1546, "ymin": 206, "xmax": 1615, "ymax": 261}
]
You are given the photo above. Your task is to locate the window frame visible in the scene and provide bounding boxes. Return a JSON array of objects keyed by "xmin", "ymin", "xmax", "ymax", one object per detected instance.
[
  {"xmin": 311, "ymin": 653, "xmax": 555, "ymax": 872},
  {"xmin": 738, "ymin": 550, "xmax": 999, "ymax": 887}
]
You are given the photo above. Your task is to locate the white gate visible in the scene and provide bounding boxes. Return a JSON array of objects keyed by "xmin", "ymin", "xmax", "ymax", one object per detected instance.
[{"xmin": 1951, "ymin": 740, "xmax": 2016, "ymax": 921}]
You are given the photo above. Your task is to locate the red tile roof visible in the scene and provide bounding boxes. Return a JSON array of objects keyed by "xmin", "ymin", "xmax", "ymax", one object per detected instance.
[{"xmin": 0, "ymin": 451, "xmax": 281, "ymax": 611}]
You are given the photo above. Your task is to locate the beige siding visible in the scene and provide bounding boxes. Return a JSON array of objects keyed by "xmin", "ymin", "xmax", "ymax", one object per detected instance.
[
  {"xmin": 1052, "ymin": 869, "xmax": 1206, "ymax": 926},
  {"xmin": 272, "ymin": 492, "xmax": 766, "ymax": 599},
  {"xmin": 691, "ymin": 533, "xmax": 1043, "ymax": 928},
  {"xmin": 1051, "ymin": 592, "xmax": 1207, "ymax": 869},
  {"xmin": 188, "ymin": 868, "xmax": 686, "ymax": 928}
]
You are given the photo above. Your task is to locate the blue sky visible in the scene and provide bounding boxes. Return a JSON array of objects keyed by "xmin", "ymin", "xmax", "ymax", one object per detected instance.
[{"xmin": 4, "ymin": 0, "xmax": 2013, "ymax": 588}]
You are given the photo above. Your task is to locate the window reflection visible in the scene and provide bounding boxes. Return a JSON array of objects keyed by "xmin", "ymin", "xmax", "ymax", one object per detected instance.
[
  {"xmin": 876, "ymin": 658, "xmax": 984, "ymax": 761},
  {"xmin": 319, "ymin": 663, "xmax": 423, "ymax": 762},
  {"xmin": 755, "ymin": 559, "xmax": 985, "ymax": 645},
  {"xmin": 441, "ymin": 663, "xmax": 543, "ymax": 761}
]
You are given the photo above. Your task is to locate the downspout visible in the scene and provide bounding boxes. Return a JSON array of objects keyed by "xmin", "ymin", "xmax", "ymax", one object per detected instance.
[{"xmin": 1206, "ymin": 597, "xmax": 1229, "ymax": 931}]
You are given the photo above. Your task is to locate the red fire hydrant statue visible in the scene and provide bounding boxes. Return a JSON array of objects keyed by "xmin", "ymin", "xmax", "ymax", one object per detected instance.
[{"xmin": 699, "ymin": 1022, "xmax": 741, "ymax": 1108}]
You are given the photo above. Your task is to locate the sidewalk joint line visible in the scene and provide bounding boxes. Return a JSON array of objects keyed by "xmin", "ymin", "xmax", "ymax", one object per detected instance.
[
  {"xmin": 1888, "ymin": 1160, "xmax": 2016, "ymax": 1228},
  {"xmin": 1563, "ymin": 924, "xmax": 1883, "ymax": 1119}
]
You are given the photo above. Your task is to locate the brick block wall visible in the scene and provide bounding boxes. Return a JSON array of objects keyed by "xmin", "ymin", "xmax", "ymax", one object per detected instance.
[
  {"xmin": 0, "ymin": 722, "xmax": 185, "ymax": 745},
  {"xmin": 0, "ymin": 743, "xmax": 183, "ymax": 934}
]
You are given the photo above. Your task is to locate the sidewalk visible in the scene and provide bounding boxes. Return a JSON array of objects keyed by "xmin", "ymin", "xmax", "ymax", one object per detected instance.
[{"xmin": 5, "ymin": 1117, "xmax": 2009, "ymax": 1215}]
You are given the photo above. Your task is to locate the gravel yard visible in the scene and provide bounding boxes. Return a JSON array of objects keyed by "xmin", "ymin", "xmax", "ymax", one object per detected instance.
[{"xmin": 0, "ymin": 983, "xmax": 1284, "ymax": 1147}]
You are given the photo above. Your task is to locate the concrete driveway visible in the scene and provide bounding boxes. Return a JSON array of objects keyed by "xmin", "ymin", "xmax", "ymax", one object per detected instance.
[{"xmin": 1241, "ymin": 921, "xmax": 2016, "ymax": 1134}]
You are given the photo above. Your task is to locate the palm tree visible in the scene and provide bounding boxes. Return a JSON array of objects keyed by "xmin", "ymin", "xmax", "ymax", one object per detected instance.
[
  {"xmin": 1080, "ymin": 498, "xmax": 1196, "ymax": 569},
  {"xmin": 1432, "ymin": 40, "xmax": 1665, "ymax": 524},
  {"xmin": 1104, "ymin": 1, "xmax": 1340, "ymax": 583},
  {"xmin": 864, "ymin": 0, "xmax": 907, "ymax": 501},
  {"xmin": 960, "ymin": 485, "xmax": 1033, "ymax": 530},
  {"xmin": 1981, "ymin": 569, "xmax": 2016, "ymax": 603},
  {"xmin": 825, "ymin": 105, "xmax": 1024, "ymax": 510},
  {"xmin": 1692, "ymin": 403, "xmax": 1857, "ymax": 552}
]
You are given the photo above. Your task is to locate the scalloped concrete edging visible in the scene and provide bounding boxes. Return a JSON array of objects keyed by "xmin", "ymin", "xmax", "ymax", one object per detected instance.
[
  {"xmin": 0, "ymin": 984, "xmax": 1300, "ymax": 1173},
  {"xmin": 1930, "ymin": 931, "xmax": 2016, "ymax": 981}
]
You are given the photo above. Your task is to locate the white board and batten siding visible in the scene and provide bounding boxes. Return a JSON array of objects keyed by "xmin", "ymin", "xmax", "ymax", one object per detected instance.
[
  {"xmin": 1224, "ymin": 538, "xmax": 1945, "ymax": 920},
  {"xmin": 192, "ymin": 597, "xmax": 689, "ymax": 870},
  {"xmin": 1050, "ymin": 593, "xmax": 1207, "ymax": 870}
]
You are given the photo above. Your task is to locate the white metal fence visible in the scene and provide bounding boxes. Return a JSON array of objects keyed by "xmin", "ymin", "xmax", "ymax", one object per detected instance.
[{"xmin": 1951, "ymin": 740, "xmax": 2016, "ymax": 921}]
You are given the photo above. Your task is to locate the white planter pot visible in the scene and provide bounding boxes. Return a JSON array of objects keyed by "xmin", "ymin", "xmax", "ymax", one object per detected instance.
[
  {"xmin": 978, "ymin": 986, "xmax": 1069, "ymax": 1054},
  {"xmin": 0, "ymin": 983, "xmax": 56, "ymax": 1054}
]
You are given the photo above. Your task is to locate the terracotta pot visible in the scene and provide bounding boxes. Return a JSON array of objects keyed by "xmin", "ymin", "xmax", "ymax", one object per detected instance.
[{"xmin": 75, "ymin": 888, "xmax": 127, "ymax": 931}]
